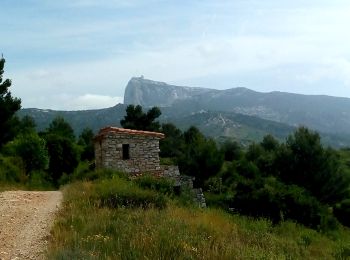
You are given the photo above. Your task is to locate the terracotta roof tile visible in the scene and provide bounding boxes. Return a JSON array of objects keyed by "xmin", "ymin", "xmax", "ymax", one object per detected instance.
[{"xmin": 95, "ymin": 126, "xmax": 165, "ymax": 139}]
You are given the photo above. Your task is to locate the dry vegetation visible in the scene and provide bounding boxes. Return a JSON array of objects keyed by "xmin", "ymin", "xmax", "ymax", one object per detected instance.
[{"xmin": 47, "ymin": 175, "xmax": 350, "ymax": 259}]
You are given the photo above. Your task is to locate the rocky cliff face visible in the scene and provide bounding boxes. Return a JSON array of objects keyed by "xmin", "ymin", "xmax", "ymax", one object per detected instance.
[
  {"xmin": 124, "ymin": 77, "xmax": 215, "ymax": 107},
  {"xmin": 123, "ymin": 77, "xmax": 350, "ymax": 135}
]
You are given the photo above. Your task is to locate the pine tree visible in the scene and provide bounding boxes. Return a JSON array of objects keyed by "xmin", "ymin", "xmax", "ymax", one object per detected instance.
[
  {"xmin": 0, "ymin": 56, "xmax": 21, "ymax": 146},
  {"xmin": 120, "ymin": 105, "xmax": 161, "ymax": 131}
]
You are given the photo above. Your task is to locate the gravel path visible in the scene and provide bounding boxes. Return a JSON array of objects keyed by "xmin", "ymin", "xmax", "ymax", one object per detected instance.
[{"xmin": 0, "ymin": 190, "xmax": 62, "ymax": 260}]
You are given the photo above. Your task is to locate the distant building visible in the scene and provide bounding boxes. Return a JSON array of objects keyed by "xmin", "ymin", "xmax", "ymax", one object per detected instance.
[{"xmin": 94, "ymin": 127, "xmax": 164, "ymax": 174}]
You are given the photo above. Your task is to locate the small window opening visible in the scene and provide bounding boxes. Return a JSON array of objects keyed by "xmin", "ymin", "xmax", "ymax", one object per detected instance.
[{"xmin": 122, "ymin": 144, "xmax": 130, "ymax": 160}]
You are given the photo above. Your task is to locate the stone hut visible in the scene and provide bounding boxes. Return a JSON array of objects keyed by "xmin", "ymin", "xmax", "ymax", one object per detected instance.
[
  {"xmin": 94, "ymin": 126, "xmax": 206, "ymax": 207},
  {"xmin": 94, "ymin": 126, "xmax": 165, "ymax": 174}
]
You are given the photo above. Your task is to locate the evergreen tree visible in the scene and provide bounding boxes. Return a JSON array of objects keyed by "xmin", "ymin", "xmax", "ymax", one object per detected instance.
[
  {"xmin": 45, "ymin": 134, "xmax": 79, "ymax": 183},
  {"xmin": 220, "ymin": 140, "xmax": 242, "ymax": 161},
  {"xmin": 78, "ymin": 128, "xmax": 95, "ymax": 161},
  {"xmin": 6, "ymin": 132, "xmax": 49, "ymax": 175},
  {"xmin": 42, "ymin": 117, "xmax": 78, "ymax": 183},
  {"xmin": 160, "ymin": 123, "xmax": 184, "ymax": 158},
  {"xmin": 120, "ymin": 105, "xmax": 161, "ymax": 131},
  {"xmin": 12, "ymin": 115, "xmax": 37, "ymax": 136},
  {"xmin": 47, "ymin": 116, "xmax": 75, "ymax": 141},
  {"xmin": 280, "ymin": 127, "xmax": 350, "ymax": 204},
  {"xmin": 0, "ymin": 57, "xmax": 21, "ymax": 146},
  {"xmin": 261, "ymin": 134, "xmax": 279, "ymax": 151},
  {"xmin": 178, "ymin": 126, "xmax": 223, "ymax": 187}
]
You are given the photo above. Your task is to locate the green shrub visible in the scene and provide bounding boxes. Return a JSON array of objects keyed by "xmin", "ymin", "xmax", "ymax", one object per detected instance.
[
  {"xmin": 92, "ymin": 178, "xmax": 167, "ymax": 209},
  {"xmin": 205, "ymin": 192, "xmax": 234, "ymax": 209},
  {"xmin": 175, "ymin": 185, "xmax": 197, "ymax": 207},
  {"xmin": 230, "ymin": 177, "xmax": 338, "ymax": 231},
  {"xmin": 4, "ymin": 132, "xmax": 49, "ymax": 174},
  {"xmin": 282, "ymin": 185, "xmax": 339, "ymax": 231},
  {"xmin": 71, "ymin": 161, "xmax": 90, "ymax": 179},
  {"xmin": 26, "ymin": 170, "xmax": 55, "ymax": 190},
  {"xmin": 334, "ymin": 199, "xmax": 350, "ymax": 227},
  {"xmin": 204, "ymin": 177, "xmax": 224, "ymax": 194},
  {"xmin": 0, "ymin": 156, "xmax": 25, "ymax": 183},
  {"xmin": 134, "ymin": 174, "xmax": 175, "ymax": 196},
  {"xmin": 334, "ymin": 244, "xmax": 350, "ymax": 259},
  {"xmin": 71, "ymin": 165, "xmax": 127, "ymax": 182}
]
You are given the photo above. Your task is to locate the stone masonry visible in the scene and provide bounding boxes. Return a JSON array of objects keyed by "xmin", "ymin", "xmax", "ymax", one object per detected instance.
[
  {"xmin": 94, "ymin": 126, "xmax": 206, "ymax": 207},
  {"xmin": 94, "ymin": 127, "xmax": 164, "ymax": 174}
]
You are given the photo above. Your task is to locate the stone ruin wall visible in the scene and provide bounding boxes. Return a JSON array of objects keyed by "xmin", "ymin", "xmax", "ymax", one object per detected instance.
[
  {"xmin": 95, "ymin": 133, "xmax": 161, "ymax": 174},
  {"xmin": 160, "ymin": 165, "xmax": 206, "ymax": 207}
]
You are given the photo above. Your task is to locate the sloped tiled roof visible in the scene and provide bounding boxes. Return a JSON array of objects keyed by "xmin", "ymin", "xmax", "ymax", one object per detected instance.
[{"xmin": 95, "ymin": 126, "xmax": 165, "ymax": 139}]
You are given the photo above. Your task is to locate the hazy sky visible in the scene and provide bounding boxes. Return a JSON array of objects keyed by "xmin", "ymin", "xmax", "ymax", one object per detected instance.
[{"xmin": 3, "ymin": 0, "xmax": 350, "ymax": 110}]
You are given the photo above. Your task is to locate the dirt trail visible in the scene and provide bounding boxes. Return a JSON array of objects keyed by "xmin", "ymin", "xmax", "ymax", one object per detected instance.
[{"xmin": 0, "ymin": 190, "xmax": 62, "ymax": 260}]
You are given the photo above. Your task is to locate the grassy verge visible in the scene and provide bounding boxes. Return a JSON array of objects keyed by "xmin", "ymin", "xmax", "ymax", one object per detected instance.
[
  {"xmin": 0, "ymin": 177, "xmax": 55, "ymax": 192},
  {"xmin": 48, "ymin": 177, "xmax": 350, "ymax": 259},
  {"xmin": 0, "ymin": 168, "xmax": 56, "ymax": 192},
  {"xmin": 0, "ymin": 183, "xmax": 26, "ymax": 192}
]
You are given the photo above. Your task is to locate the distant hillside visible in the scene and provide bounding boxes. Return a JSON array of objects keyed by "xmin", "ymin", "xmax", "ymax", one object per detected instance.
[
  {"xmin": 19, "ymin": 104, "xmax": 294, "ymax": 142},
  {"xmin": 19, "ymin": 106, "xmax": 350, "ymax": 148},
  {"xmin": 17, "ymin": 77, "xmax": 350, "ymax": 147},
  {"xmin": 125, "ymin": 77, "xmax": 350, "ymax": 135},
  {"xmin": 17, "ymin": 104, "xmax": 126, "ymax": 134},
  {"xmin": 168, "ymin": 110, "xmax": 295, "ymax": 145}
]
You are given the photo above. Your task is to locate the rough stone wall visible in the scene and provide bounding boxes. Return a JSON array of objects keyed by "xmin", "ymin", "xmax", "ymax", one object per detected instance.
[
  {"xmin": 160, "ymin": 165, "xmax": 195, "ymax": 188},
  {"xmin": 95, "ymin": 133, "xmax": 161, "ymax": 173},
  {"xmin": 94, "ymin": 130, "xmax": 206, "ymax": 208},
  {"xmin": 160, "ymin": 165, "xmax": 180, "ymax": 184},
  {"xmin": 159, "ymin": 165, "xmax": 205, "ymax": 207}
]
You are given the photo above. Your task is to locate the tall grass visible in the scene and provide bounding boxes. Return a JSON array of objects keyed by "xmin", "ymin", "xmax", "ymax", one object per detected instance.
[
  {"xmin": 0, "ymin": 183, "xmax": 25, "ymax": 192},
  {"xmin": 48, "ymin": 177, "xmax": 350, "ymax": 259},
  {"xmin": 0, "ymin": 173, "xmax": 55, "ymax": 191}
]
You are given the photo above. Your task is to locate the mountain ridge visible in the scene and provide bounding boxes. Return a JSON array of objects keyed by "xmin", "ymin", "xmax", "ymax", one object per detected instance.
[
  {"xmin": 124, "ymin": 77, "xmax": 350, "ymax": 135},
  {"xmin": 18, "ymin": 77, "xmax": 350, "ymax": 148}
]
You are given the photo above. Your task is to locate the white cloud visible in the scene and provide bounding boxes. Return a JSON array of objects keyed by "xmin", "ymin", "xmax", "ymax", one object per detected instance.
[
  {"xmin": 22, "ymin": 93, "xmax": 123, "ymax": 110},
  {"xmin": 296, "ymin": 58, "xmax": 350, "ymax": 85},
  {"xmin": 10, "ymin": 32, "xmax": 350, "ymax": 109},
  {"xmin": 68, "ymin": 94, "xmax": 123, "ymax": 110},
  {"xmin": 6, "ymin": 0, "xmax": 350, "ymax": 110},
  {"xmin": 59, "ymin": 0, "xmax": 150, "ymax": 8}
]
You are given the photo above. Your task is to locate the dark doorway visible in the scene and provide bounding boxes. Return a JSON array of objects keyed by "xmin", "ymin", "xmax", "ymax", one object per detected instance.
[{"xmin": 122, "ymin": 144, "xmax": 130, "ymax": 160}]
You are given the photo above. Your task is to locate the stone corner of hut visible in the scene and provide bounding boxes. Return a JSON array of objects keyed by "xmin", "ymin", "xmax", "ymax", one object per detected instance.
[{"xmin": 94, "ymin": 126, "xmax": 165, "ymax": 174}]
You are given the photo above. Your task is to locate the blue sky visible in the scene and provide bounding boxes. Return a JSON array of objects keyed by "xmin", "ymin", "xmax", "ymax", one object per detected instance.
[{"xmin": 2, "ymin": 0, "xmax": 350, "ymax": 110}]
